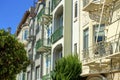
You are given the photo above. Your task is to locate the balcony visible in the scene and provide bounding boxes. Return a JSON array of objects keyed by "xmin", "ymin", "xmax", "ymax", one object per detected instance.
[
  {"xmin": 83, "ymin": 0, "xmax": 119, "ymax": 12},
  {"xmin": 82, "ymin": 59, "xmax": 120, "ymax": 76},
  {"xmin": 83, "ymin": 0, "xmax": 102, "ymax": 11},
  {"xmin": 83, "ymin": 42, "xmax": 112, "ymax": 65},
  {"xmin": 52, "ymin": 0, "xmax": 62, "ymax": 11},
  {"xmin": 37, "ymin": 7, "xmax": 52, "ymax": 25},
  {"xmin": 83, "ymin": 34, "xmax": 120, "ymax": 75},
  {"xmin": 51, "ymin": 27, "xmax": 63, "ymax": 43},
  {"xmin": 83, "ymin": 34, "xmax": 120, "ymax": 64},
  {"xmin": 37, "ymin": 8, "xmax": 45, "ymax": 21},
  {"xmin": 82, "ymin": 34, "xmax": 120, "ymax": 74},
  {"xmin": 36, "ymin": 38, "xmax": 51, "ymax": 53},
  {"xmin": 41, "ymin": 14, "xmax": 52, "ymax": 25}
]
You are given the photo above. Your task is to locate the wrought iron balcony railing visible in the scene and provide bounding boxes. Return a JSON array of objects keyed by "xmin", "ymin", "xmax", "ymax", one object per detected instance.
[
  {"xmin": 37, "ymin": 8, "xmax": 45, "ymax": 21},
  {"xmin": 36, "ymin": 38, "xmax": 51, "ymax": 53},
  {"xmin": 83, "ymin": 0, "xmax": 90, "ymax": 8},
  {"xmin": 83, "ymin": 0, "xmax": 119, "ymax": 11},
  {"xmin": 52, "ymin": 0, "xmax": 62, "ymax": 11},
  {"xmin": 82, "ymin": 34, "xmax": 120, "ymax": 64},
  {"xmin": 83, "ymin": 0, "xmax": 102, "ymax": 11},
  {"xmin": 51, "ymin": 27, "xmax": 63, "ymax": 43}
]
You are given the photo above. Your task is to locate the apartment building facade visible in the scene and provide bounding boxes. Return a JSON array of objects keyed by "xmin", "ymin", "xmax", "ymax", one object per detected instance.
[
  {"xmin": 18, "ymin": 0, "xmax": 78, "ymax": 80},
  {"xmin": 16, "ymin": 0, "xmax": 82, "ymax": 80},
  {"xmin": 26, "ymin": 0, "xmax": 52, "ymax": 80},
  {"xmin": 16, "ymin": 0, "xmax": 120, "ymax": 80},
  {"xmin": 16, "ymin": 11, "xmax": 30, "ymax": 80},
  {"xmin": 80, "ymin": 0, "xmax": 120, "ymax": 80}
]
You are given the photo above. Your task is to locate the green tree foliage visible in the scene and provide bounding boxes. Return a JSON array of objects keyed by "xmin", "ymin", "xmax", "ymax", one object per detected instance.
[
  {"xmin": 0, "ymin": 30, "xmax": 30, "ymax": 80},
  {"xmin": 51, "ymin": 55, "xmax": 82, "ymax": 80}
]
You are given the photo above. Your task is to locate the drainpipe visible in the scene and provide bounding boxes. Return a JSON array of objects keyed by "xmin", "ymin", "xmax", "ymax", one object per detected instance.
[
  {"xmin": 78, "ymin": 0, "xmax": 81, "ymax": 60},
  {"xmin": 40, "ymin": 13, "xmax": 45, "ymax": 79},
  {"xmin": 30, "ymin": 17, "xmax": 35, "ymax": 80}
]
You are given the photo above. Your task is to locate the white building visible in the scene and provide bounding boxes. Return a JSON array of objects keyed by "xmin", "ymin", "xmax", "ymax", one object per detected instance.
[
  {"xmin": 16, "ymin": 0, "xmax": 120, "ymax": 80},
  {"xmin": 80, "ymin": 0, "xmax": 120, "ymax": 80},
  {"xmin": 16, "ymin": 0, "xmax": 80, "ymax": 80}
]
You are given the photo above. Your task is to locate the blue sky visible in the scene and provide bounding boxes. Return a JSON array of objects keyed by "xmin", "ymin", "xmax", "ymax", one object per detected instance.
[{"xmin": 0, "ymin": 0, "xmax": 34, "ymax": 34}]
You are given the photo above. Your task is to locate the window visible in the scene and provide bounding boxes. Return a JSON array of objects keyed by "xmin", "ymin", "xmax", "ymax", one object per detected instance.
[
  {"xmin": 48, "ymin": 1, "xmax": 50, "ymax": 14},
  {"xmin": 55, "ymin": 13, "xmax": 63, "ymax": 30},
  {"xmin": 83, "ymin": 28, "xmax": 89, "ymax": 58},
  {"xmin": 27, "ymin": 71, "xmax": 30, "ymax": 80},
  {"xmin": 22, "ymin": 72, "xmax": 25, "ymax": 80},
  {"xmin": 18, "ymin": 73, "xmax": 22, "ymax": 80},
  {"xmin": 58, "ymin": 51, "xmax": 62, "ymax": 59},
  {"xmin": 47, "ymin": 27, "xmax": 52, "ymax": 45},
  {"xmin": 36, "ymin": 24, "xmax": 39, "ymax": 35},
  {"xmin": 47, "ymin": 28, "xmax": 51, "ymax": 38},
  {"xmin": 25, "ymin": 30, "xmax": 28, "ymax": 39},
  {"xmin": 74, "ymin": 2, "xmax": 78, "ymax": 18},
  {"xmin": 93, "ymin": 24, "xmax": 105, "ymax": 55},
  {"xmin": 59, "ymin": 14, "xmax": 63, "ymax": 27},
  {"xmin": 23, "ymin": 29, "xmax": 28, "ymax": 40},
  {"xmin": 36, "ymin": 66, "xmax": 40, "ymax": 80},
  {"xmin": 54, "ymin": 10, "xmax": 63, "ymax": 31},
  {"xmin": 29, "ymin": 24, "xmax": 33, "ymax": 36},
  {"xmin": 53, "ymin": 50, "xmax": 62, "ymax": 68},
  {"xmin": 74, "ymin": 43, "xmax": 77, "ymax": 54},
  {"xmin": 94, "ymin": 24, "xmax": 105, "ymax": 42},
  {"xmin": 46, "ymin": 55, "xmax": 51, "ymax": 74},
  {"xmin": 83, "ymin": 28, "xmax": 89, "ymax": 49}
]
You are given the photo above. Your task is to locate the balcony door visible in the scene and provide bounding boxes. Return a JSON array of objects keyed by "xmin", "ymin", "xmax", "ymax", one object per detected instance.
[
  {"xmin": 93, "ymin": 24, "xmax": 105, "ymax": 56},
  {"xmin": 93, "ymin": 24, "xmax": 105, "ymax": 42},
  {"xmin": 83, "ymin": 28, "xmax": 89, "ymax": 49},
  {"xmin": 83, "ymin": 28, "xmax": 89, "ymax": 58}
]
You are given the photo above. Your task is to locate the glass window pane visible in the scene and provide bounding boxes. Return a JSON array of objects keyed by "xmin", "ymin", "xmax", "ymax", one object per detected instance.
[
  {"xmin": 83, "ymin": 28, "xmax": 89, "ymax": 49},
  {"xmin": 36, "ymin": 66, "xmax": 40, "ymax": 79},
  {"xmin": 94, "ymin": 24, "xmax": 105, "ymax": 42}
]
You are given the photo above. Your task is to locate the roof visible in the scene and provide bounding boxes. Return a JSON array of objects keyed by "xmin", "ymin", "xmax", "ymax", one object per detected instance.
[{"xmin": 16, "ymin": 11, "xmax": 30, "ymax": 36}]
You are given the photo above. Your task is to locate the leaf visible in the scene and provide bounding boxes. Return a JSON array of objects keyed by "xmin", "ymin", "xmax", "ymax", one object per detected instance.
[
  {"xmin": 0, "ymin": 29, "xmax": 30, "ymax": 80},
  {"xmin": 51, "ymin": 55, "xmax": 82, "ymax": 80}
]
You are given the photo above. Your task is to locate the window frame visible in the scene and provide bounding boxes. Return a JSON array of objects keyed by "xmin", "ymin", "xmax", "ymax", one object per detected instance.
[
  {"xmin": 74, "ymin": 1, "xmax": 78, "ymax": 18},
  {"xmin": 27, "ymin": 71, "xmax": 30, "ymax": 80},
  {"xmin": 36, "ymin": 66, "xmax": 40, "ymax": 80},
  {"xmin": 93, "ymin": 24, "xmax": 105, "ymax": 42},
  {"xmin": 46, "ymin": 55, "xmax": 51, "ymax": 74},
  {"xmin": 74, "ymin": 43, "xmax": 77, "ymax": 54},
  {"xmin": 83, "ymin": 28, "xmax": 89, "ymax": 49},
  {"xmin": 23, "ymin": 29, "xmax": 28, "ymax": 40}
]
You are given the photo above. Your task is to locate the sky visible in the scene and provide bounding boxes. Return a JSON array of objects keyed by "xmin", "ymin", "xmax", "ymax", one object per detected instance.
[{"xmin": 0, "ymin": 0, "xmax": 34, "ymax": 34}]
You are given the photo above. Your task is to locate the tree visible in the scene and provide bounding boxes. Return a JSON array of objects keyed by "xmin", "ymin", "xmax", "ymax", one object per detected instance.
[
  {"xmin": 51, "ymin": 55, "xmax": 82, "ymax": 80},
  {"xmin": 0, "ymin": 30, "xmax": 30, "ymax": 80}
]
